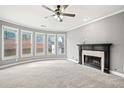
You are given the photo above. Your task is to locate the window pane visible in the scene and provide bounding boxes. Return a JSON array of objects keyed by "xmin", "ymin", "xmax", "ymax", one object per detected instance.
[
  {"xmin": 22, "ymin": 31, "xmax": 32, "ymax": 56},
  {"xmin": 36, "ymin": 33, "xmax": 45, "ymax": 55},
  {"xmin": 47, "ymin": 34, "xmax": 56, "ymax": 55},
  {"xmin": 4, "ymin": 29, "xmax": 17, "ymax": 57},
  {"xmin": 57, "ymin": 35, "xmax": 65, "ymax": 55}
]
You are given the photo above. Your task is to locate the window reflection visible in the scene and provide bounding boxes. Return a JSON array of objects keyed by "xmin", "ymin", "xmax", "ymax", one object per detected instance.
[
  {"xmin": 36, "ymin": 33, "xmax": 45, "ymax": 55},
  {"xmin": 4, "ymin": 29, "xmax": 17, "ymax": 57},
  {"xmin": 57, "ymin": 35, "xmax": 65, "ymax": 55},
  {"xmin": 47, "ymin": 34, "xmax": 56, "ymax": 55},
  {"xmin": 21, "ymin": 31, "xmax": 32, "ymax": 57}
]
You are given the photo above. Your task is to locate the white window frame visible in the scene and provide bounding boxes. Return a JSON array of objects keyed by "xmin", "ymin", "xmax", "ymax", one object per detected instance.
[
  {"xmin": 2, "ymin": 25, "xmax": 19, "ymax": 60},
  {"xmin": 47, "ymin": 34, "xmax": 56, "ymax": 55},
  {"xmin": 21, "ymin": 30, "xmax": 33, "ymax": 58},
  {"xmin": 35, "ymin": 32, "xmax": 45, "ymax": 56},
  {"xmin": 57, "ymin": 34, "xmax": 65, "ymax": 55}
]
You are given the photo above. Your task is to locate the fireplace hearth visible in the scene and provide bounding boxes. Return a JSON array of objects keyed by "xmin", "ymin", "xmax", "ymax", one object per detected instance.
[{"xmin": 77, "ymin": 43, "xmax": 112, "ymax": 73}]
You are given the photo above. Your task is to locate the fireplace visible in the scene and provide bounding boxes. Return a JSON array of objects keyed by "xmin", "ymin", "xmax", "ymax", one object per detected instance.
[
  {"xmin": 82, "ymin": 50, "xmax": 104, "ymax": 72},
  {"xmin": 84, "ymin": 55, "xmax": 101, "ymax": 70},
  {"xmin": 77, "ymin": 43, "xmax": 112, "ymax": 73}
]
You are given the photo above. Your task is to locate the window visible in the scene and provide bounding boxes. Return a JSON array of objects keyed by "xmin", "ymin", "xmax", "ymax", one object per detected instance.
[
  {"xmin": 21, "ymin": 30, "xmax": 33, "ymax": 57},
  {"xmin": 57, "ymin": 34, "xmax": 65, "ymax": 55},
  {"xmin": 35, "ymin": 33, "xmax": 45, "ymax": 56},
  {"xmin": 2, "ymin": 26, "xmax": 18, "ymax": 60},
  {"xmin": 47, "ymin": 34, "xmax": 56, "ymax": 55}
]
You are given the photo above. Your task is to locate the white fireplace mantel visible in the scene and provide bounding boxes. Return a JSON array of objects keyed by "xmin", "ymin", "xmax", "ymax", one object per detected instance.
[{"xmin": 82, "ymin": 50, "xmax": 104, "ymax": 72}]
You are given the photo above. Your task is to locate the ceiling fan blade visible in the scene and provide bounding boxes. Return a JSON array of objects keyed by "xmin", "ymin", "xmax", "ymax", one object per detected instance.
[
  {"xmin": 63, "ymin": 5, "xmax": 69, "ymax": 10},
  {"xmin": 44, "ymin": 14, "xmax": 55, "ymax": 19},
  {"xmin": 63, "ymin": 13, "xmax": 75, "ymax": 17},
  {"xmin": 42, "ymin": 5, "xmax": 55, "ymax": 12}
]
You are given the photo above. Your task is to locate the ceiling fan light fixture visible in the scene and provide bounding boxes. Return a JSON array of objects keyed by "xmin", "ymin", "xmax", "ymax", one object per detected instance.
[
  {"xmin": 54, "ymin": 14, "xmax": 63, "ymax": 22},
  {"xmin": 59, "ymin": 15, "xmax": 63, "ymax": 19},
  {"xmin": 54, "ymin": 15, "xmax": 58, "ymax": 19},
  {"xmin": 57, "ymin": 17, "xmax": 63, "ymax": 22},
  {"xmin": 61, "ymin": 7, "xmax": 64, "ymax": 12},
  {"xmin": 57, "ymin": 17, "xmax": 60, "ymax": 21}
]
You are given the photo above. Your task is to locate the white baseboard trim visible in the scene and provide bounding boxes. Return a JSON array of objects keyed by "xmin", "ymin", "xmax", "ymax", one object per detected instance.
[
  {"xmin": 0, "ymin": 58, "xmax": 66, "ymax": 69},
  {"xmin": 110, "ymin": 71, "xmax": 124, "ymax": 78},
  {"xmin": 67, "ymin": 58, "xmax": 79, "ymax": 63},
  {"xmin": 67, "ymin": 59, "xmax": 124, "ymax": 78}
]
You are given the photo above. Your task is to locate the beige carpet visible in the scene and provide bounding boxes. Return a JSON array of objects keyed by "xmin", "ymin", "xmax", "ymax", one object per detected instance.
[{"xmin": 0, "ymin": 60, "xmax": 124, "ymax": 88}]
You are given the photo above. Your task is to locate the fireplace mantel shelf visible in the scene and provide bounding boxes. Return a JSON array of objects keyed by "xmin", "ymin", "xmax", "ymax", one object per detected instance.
[
  {"xmin": 77, "ymin": 43, "xmax": 112, "ymax": 73},
  {"xmin": 77, "ymin": 43, "xmax": 112, "ymax": 51},
  {"xmin": 77, "ymin": 43, "xmax": 112, "ymax": 46}
]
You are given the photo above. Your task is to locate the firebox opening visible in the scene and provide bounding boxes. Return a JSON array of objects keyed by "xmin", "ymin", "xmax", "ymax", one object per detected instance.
[{"xmin": 84, "ymin": 55, "xmax": 101, "ymax": 70}]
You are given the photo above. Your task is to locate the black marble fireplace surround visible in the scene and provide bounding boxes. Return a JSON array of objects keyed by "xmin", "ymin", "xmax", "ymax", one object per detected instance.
[{"xmin": 77, "ymin": 43, "xmax": 112, "ymax": 73}]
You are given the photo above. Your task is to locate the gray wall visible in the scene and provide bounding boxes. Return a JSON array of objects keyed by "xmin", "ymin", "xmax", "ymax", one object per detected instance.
[
  {"xmin": 0, "ymin": 20, "xmax": 67, "ymax": 66},
  {"xmin": 67, "ymin": 12, "xmax": 124, "ymax": 74}
]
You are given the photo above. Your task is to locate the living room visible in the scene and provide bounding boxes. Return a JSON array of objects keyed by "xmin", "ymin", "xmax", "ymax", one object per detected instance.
[{"xmin": 0, "ymin": 0, "xmax": 124, "ymax": 90}]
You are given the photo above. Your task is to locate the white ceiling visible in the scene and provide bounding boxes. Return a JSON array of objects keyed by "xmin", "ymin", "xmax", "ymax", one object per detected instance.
[{"xmin": 0, "ymin": 5, "xmax": 124, "ymax": 32}]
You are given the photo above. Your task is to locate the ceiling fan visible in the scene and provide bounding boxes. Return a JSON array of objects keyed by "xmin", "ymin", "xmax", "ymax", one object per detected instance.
[{"xmin": 42, "ymin": 5, "xmax": 75, "ymax": 22}]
